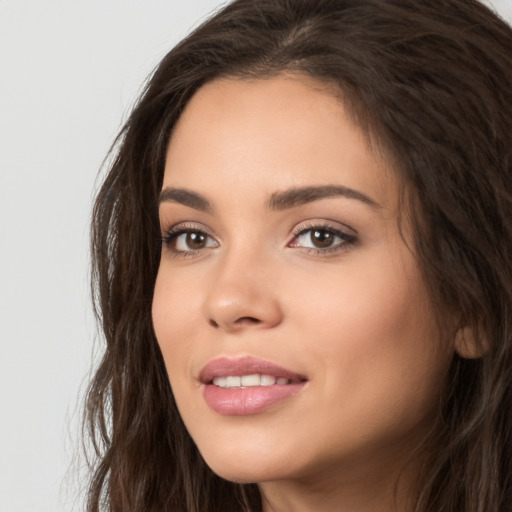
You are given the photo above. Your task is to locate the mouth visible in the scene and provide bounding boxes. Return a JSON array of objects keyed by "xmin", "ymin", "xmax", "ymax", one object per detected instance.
[
  {"xmin": 200, "ymin": 355, "xmax": 307, "ymax": 386},
  {"xmin": 212, "ymin": 374, "xmax": 294, "ymax": 388},
  {"xmin": 199, "ymin": 356, "xmax": 308, "ymax": 415}
]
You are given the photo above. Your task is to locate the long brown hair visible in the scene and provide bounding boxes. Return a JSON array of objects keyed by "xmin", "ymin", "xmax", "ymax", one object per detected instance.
[{"xmin": 86, "ymin": 1, "xmax": 512, "ymax": 510}]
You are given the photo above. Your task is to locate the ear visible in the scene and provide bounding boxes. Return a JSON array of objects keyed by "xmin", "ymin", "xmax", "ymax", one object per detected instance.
[{"xmin": 454, "ymin": 326, "xmax": 488, "ymax": 359}]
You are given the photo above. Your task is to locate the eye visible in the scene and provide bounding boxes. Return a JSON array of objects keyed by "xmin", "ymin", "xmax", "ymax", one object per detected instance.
[
  {"xmin": 162, "ymin": 225, "xmax": 218, "ymax": 254},
  {"xmin": 289, "ymin": 224, "xmax": 357, "ymax": 253}
]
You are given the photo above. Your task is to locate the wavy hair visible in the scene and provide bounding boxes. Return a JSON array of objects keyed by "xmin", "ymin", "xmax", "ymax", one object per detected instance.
[{"xmin": 86, "ymin": 0, "xmax": 512, "ymax": 510}]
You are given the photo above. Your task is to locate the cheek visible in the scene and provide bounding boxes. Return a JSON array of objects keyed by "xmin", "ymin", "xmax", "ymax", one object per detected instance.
[
  {"xmin": 289, "ymin": 251, "xmax": 448, "ymax": 413},
  {"xmin": 152, "ymin": 270, "xmax": 201, "ymax": 377},
  {"xmin": 291, "ymin": 255, "xmax": 422, "ymax": 341}
]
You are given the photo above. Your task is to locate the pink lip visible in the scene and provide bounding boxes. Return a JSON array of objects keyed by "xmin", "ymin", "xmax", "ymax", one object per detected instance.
[
  {"xmin": 199, "ymin": 356, "xmax": 307, "ymax": 416},
  {"xmin": 199, "ymin": 356, "xmax": 306, "ymax": 384}
]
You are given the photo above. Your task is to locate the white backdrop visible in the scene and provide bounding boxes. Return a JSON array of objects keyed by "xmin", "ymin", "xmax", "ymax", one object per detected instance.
[{"xmin": 1, "ymin": 1, "xmax": 511, "ymax": 511}]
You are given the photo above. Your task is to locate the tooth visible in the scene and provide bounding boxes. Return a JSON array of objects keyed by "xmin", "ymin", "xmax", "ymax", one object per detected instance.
[
  {"xmin": 260, "ymin": 375, "xmax": 276, "ymax": 386},
  {"xmin": 241, "ymin": 374, "xmax": 260, "ymax": 387},
  {"xmin": 213, "ymin": 377, "xmax": 228, "ymax": 387},
  {"xmin": 213, "ymin": 374, "xmax": 288, "ymax": 388},
  {"xmin": 227, "ymin": 376, "xmax": 241, "ymax": 387}
]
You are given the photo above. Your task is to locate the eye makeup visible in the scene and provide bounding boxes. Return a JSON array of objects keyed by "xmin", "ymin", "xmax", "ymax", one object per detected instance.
[
  {"xmin": 287, "ymin": 221, "xmax": 358, "ymax": 256},
  {"xmin": 160, "ymin": 218, "xmax": 358, "ymax": 259}
]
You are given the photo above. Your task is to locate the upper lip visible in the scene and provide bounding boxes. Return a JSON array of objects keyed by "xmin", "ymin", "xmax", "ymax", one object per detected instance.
[{"xmin": 199, "ymin": 356, "xmax": 307, "ymax": 384}]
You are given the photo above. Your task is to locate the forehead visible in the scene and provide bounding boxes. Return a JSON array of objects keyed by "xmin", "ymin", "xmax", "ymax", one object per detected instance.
[{"xmin": 164, "ymin": 75, "xmax": 398, "ymax": 211}]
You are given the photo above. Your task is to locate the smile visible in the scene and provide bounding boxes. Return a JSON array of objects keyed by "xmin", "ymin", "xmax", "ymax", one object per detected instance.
[
  {"xmin": 200, "ymin": 357, "xmax": 307, "ymax": 415},
  {"xmin": 212, "ymin": 375, "xmax": 292, "ymax": 388}
]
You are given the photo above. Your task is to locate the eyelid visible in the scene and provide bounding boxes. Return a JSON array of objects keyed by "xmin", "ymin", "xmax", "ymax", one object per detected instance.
[
  {"xmin": 287, "ymin": 220, "xmax": 358, "ymax": 254},
  {"xmin": 160, "ymin": 219, "xmax": 357, "ymax": 257},
  {"xmin": 161, "ymin": 220, "xmax": 217, "ymax": 238},
  {"xmin": 161, "ymin": 222, "xmax": 219, "ymax": 255},
  {"xmin": 289, "ymin": 219, "xmax": 357, "ymax": 239}
]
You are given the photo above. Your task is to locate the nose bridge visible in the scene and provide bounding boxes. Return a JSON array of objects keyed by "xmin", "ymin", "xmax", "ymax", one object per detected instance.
[{"xmin": 203, "ymin": 240, "xmax": 282, "ymax": 331}]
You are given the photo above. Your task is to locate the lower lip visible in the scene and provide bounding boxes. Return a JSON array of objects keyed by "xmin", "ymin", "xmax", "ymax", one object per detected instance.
[{"xmin": 203, "ymin": 383, "xmax": 305, "ymax": 415}]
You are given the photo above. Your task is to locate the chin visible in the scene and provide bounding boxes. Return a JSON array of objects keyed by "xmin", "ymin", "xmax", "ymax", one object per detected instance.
[
  {"xmin": 198, "ymin": 440, "xmax": 295, "ymax": 484},
  {"xmin": 204, "ymin": 458, "xmax": 270, "ymax": 484}
]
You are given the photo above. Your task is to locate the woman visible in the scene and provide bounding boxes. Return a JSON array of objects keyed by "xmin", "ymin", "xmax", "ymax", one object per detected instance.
[{"xmin": 86, "ymin": 0, "xmax": 512, "ymax": 510}]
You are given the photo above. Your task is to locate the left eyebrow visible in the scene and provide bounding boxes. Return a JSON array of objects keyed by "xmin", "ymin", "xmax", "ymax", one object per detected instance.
[{"xmin": 266, "ymin": 185, "xmax": 382, "ymax": 210}]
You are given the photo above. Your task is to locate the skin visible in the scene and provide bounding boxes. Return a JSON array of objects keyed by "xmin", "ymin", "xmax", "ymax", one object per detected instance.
[{"xmin": 152, "ymin": 75, "xmax": 456, "ymax": 512}]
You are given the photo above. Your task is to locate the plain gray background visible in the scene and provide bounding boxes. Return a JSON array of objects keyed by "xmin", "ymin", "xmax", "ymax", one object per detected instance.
[{"xmin": 1, "ymin": 1, "xmax": 511, "ymax": 511}]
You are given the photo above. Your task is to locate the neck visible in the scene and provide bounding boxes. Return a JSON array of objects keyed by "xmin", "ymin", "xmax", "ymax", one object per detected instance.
[{"xmin": 258, "ymin": 444, "xmax": 424, "ymax": 512}]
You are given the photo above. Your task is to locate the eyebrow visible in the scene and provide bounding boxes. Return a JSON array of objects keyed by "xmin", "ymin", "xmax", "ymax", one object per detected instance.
[
  {"xmin": 158, "ymin": 185, "xmax": 381, "ymax": 212},
  {"xmin": 267, "ymin": 185, "xmax": 382, "ymax": 210},
  {"xmin": 159, "ymin": 187, "xmax": 213, "ymax": 212}
]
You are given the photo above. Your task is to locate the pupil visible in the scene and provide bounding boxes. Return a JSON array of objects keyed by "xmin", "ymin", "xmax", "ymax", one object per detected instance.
[
  {"xmin": 187, "ymin": 232, "xmax": 206, "ymax": 248},
  {"xmin": 312, "ymin": 230, "xmax": 333, "ymax": 248}
]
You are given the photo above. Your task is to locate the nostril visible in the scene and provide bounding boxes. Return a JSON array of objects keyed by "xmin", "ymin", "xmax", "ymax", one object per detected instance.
[
  {"xmin": 235, "ymin": 316, "xmax": 261, "ymax": 325},
  {"xmin": 208, "ymin": 315, "xmax": 264, "ymax": 329}
]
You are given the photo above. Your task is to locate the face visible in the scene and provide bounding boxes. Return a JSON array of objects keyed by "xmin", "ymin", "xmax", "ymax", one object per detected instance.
[{"xmin": 152, "ymin": 76, "xmax": 453, "ymax": 491}]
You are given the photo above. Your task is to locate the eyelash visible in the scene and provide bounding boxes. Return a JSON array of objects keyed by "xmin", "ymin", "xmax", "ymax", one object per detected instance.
[
  {"xmin": 161, "ymin": 223, "xmax": 217, "ymax": 258},
  {"xmin": 160, "ymin": 222, "xmax": 357, "ymax": 258},
  {"xmin": 289, "ymin": 223, "xmax": 357, "ymax": 255}
]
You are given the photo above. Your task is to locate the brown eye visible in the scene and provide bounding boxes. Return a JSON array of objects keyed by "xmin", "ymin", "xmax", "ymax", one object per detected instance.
[
  {"xmin": 311, "ymin": 230, "xmax": 335, "ymax": 248},
  {"xmin": 164, "ymin": 228, "xmax": 218, "ymax": 253},
  {"xmin": 186, "ymin": 232, "xmax": 207, "ymax": 249},
  {"xmin": 289, "ymin": 225, "xmax": 356, "ymax": 253}
]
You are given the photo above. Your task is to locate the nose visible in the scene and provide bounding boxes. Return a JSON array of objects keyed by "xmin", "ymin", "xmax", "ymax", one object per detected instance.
[{"xmin": 203, "ymin": 252, "xmax": 283, "ymax": 332}]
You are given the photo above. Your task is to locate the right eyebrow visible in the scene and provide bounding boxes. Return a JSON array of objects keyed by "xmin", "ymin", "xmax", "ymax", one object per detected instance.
[{"xmin": 158, "ymin": 187, "xmax": 213, "ymax": 213}]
